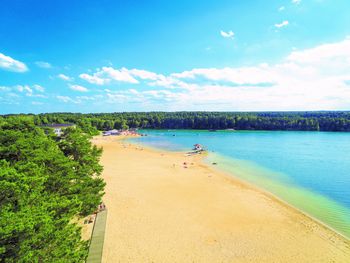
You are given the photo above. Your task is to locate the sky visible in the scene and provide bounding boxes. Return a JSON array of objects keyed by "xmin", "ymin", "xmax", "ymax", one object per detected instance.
[{"xmin": 1, "ymin": 0, "xmax": 350, "ymax": 114}]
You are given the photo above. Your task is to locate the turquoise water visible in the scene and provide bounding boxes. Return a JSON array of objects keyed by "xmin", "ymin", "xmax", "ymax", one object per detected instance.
[{"xmin": 129, "ymin": 130, "xmax": 350, "ymax": 239}]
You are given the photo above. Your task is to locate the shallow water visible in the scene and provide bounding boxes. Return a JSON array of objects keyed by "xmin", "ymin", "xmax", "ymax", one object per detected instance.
[{"xmin": 129, "ymin": 130, "xmax": 350, "ymax": 238}]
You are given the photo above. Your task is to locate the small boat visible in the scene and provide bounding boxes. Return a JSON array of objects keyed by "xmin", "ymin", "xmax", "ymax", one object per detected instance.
[{"xmin": 193, "ymin": 144, "xmax": 203, "ymax": 151}]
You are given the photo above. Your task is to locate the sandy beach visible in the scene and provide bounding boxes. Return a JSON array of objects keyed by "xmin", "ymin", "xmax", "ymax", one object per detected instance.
[{"xmin": 92, "ymin": 136, "xmax": 350, "ymax": 263}]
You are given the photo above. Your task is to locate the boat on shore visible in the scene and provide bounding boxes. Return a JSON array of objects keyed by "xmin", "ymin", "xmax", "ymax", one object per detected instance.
[{"xmin": 186, "ymin": 144, "xmax": 206, "ymax": 155}]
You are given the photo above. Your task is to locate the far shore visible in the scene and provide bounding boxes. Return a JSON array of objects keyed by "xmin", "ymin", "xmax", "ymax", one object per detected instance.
[{"xmin": 92, "ymin": 135, "xmax": 350, "ymax": 263}]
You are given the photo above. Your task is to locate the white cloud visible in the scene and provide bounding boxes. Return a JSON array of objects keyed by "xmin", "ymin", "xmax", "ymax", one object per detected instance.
[
  {"xmin": 80, "ymin": 67, "xmax": 191, "ymax": 90},
  {"xmin": 0, "ymin": 86, "xmax": 11, "ymax": 91},
  {"xmin": 79, "ymin": 73, "xmax": 107, "ymax": 85},
  {"xmin": 56, "ymin": 95, "xmax": 80, "ymax": 103},
  {"xmin": 292, "ymin": 0, "xmax": 301, "ymax": 4},
  {"xmin": 279, "ymin": 6, "xmax": 285, "ymax": 11},
  {"xmin": 33, "ymin": 84, "xmax": 45, "ymax": 92},
  {"xmin": 128, "ymin": 69, "xmax": 161, "ymax": 80},
  {"xmin": 101, "ymin": 67, "xmax": 139, "ymax": 83},
  {"xmin": 16, "ymin": 85, "xmax": 33, "ymax": 96},
  {"xmin": 0, "ymin": 92, "xmax": 20, "ymax": 105},
  {"xmin": 30, "ymin": 94, "xmax": 48, "ymax": 98},
  {"xmin": 275, "ymin": 20, "xmax": 289, "ymax": 28},
  {"xmin": 220, "ymin": 30, "xmax": 235, "ymax": 39},
  {"xmin": 77, "ymin": 95, "xmax": 97, "ymax": 101},
  {"xmin": 287, "ymin": 38, "xmax": 350, "ymax": 65},
  {"xmin": 1, "ymin": 84, "xmax": 47, "ymax": 98},
  {"xmin": 171, "ymin": 67, "xmax": 276, "ymax": 86},
  {"xmin": 56, "ymin": 95, "xmax": 72, "ymax": 103},
  {"xmin": 69, "ymin": 84, "xmax": 88, "ymax": 92},
  {"xmin": 128, "ymin": 88, "xmax": 139, "ymax": 95},
  {"xmin": 35, "ymin": 61, "xmax": 52, "ymax": 68},
  {"xmin": 68, "ymin": 37, "xmax": 350, "ymax": 110},
  {"xmin": 143, "ymin": 90, "xmax": 179, "ymax": 101},
  {"xmin": 32, "ymin": 101, "xmax": 44, "ymax": 105},
  {"xmin": 15, "ymin": 85, "xmax": 48, "ymax": 98},
  {"xmin": 102, "ymin": 88, "xmax": 181, "ymax": 106},
  {"xmin": 80, "ymin": 67, "xmax": 173, "ymax": 86},
  {"xmin": 154, "ymin": 37, "xmax": 350, "ymax": 110},
  {"xmin": 58, "ymin": 73, "xmax": 73, "ymax": 81},
  {"xmin": 105, "ymin": 93, "xmax": 128, "ymax": 103},
  {"xmin": 80, "ymin": 67, "xmax": 138, "ymax": 85},
  {"xmin": 80, "ymin": 67, "xmax": 187, "ymax": 89},
  {"xmin": 148, "ymin": 75, "xmax": 194, "ymax": 89},
  {"xmin": 0, "ymin": 53, "xmax": 28, "ymax": 72}
]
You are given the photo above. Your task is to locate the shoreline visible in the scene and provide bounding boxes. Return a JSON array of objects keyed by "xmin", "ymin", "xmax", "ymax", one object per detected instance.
[
  {"xmin": 128, "ymin": 137, "xmax": 350, "ymax": 241},
  {"xmin": 203, "ymin": 154, "xmax": 350, "ymax": 242},
  {"xmin": 130, "ymin": 135, "xmax": 350, "ymax": 241},
  {"xmin": 93, "ymin": 135, "xmax": 350, "ymax": 262}
]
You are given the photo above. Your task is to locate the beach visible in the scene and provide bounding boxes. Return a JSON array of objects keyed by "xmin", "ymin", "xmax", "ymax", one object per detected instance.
[{"xmin": 92, "ymin": 135, "xmax": 350, "ymax": 263}]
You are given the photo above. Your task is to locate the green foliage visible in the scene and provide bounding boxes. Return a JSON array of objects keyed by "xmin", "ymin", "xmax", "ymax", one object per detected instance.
[
  {"xmin": 58, "ymin": 128, "xmax": 105, "ymax": 216},
  {"xmin": 0, "ymin": 117, "xmax": 104, "ymax": 262},
  {"xmin": 75, "ymin": 119, "xmax": 100, "ymax": 136},
  {"xmin": 7, "ymin": 111, "xmax": 350, "ymax": 132}
]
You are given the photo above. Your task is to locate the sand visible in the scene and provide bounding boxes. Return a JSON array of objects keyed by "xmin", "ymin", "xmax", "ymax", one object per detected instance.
[{"xmin": 92, "ymin": 136, "xmax": 350, "ymax": 263}]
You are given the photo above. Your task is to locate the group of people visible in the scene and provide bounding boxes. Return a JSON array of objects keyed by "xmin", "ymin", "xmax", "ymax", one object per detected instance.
[
  {"xmin": 97, "ymin": 202, "xmax": 106, "ymax": 212},
  {"xmin": 84, "ymin": 202, "xmax": 106, "ymax": 224}
]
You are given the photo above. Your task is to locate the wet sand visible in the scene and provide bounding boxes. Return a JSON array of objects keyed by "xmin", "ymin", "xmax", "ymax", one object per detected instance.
[{"xmin": 92, "ymin": 136, "xmax": 350, "ymax": 263}]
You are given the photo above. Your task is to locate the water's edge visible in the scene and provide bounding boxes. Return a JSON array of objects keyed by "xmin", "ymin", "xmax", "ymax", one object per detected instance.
[
  {"xmin": 127, "ymin": 137, "xmax": 350, "ymax": 241},
  {"xmin": 205, "ymin": 153, "xmax": 350, "ymax": 241}
]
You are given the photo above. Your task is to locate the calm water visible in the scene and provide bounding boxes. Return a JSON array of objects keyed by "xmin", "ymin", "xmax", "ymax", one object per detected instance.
[{"xmin": 129, "ymin": 130, "xmax": 350, "ymax": 239}]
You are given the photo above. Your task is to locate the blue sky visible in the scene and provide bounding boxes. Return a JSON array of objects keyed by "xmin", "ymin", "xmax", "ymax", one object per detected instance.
[{"xmin": 1, "ymin": 0, "xmax": 350, "ymax": 113}]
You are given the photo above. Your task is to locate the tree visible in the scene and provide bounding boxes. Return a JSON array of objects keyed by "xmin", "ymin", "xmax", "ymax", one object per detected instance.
[
  {"xmin": 6, "ymin": 111, "xmax": 350, "ymax": 132},
  {"xmin": 58, "ymin": 128, "xmax": 105, "ymax": 216},
  {"xmin": 0, "ymin": 117, "xmax": 105, "ymax": 262}
]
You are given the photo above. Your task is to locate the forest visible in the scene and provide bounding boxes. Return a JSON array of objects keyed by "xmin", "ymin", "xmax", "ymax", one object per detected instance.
[
  {"xmin": 2, "ymin": 111, "xmax": 350, "ymax": 132},
  {"xmin": 0, "ymin": 117, "xmax": 105, "ymax": 262}
]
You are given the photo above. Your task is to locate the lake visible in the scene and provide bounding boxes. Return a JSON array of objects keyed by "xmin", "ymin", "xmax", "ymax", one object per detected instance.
[{"xmin": 129, "ymin": 130, "xmax": 350, "ymax": 239}]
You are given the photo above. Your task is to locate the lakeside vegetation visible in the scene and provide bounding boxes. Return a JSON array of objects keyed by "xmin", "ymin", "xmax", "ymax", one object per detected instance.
[
  {"xmin": 0, "ymin": 117, "xmax": 105, "ymax": 262},
  {"xmin": 2, "ymin": 111, "xmax": 350, "ymax": 132}
]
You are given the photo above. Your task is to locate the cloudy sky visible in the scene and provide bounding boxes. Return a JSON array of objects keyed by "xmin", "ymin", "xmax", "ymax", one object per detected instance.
[{"xmin": 1, "ymin": 0, "xmax": 350, "ymax": 113}]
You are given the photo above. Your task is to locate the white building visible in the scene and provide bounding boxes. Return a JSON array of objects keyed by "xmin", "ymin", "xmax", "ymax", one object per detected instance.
[{"xmin": 42, "ymin": 124, "xmax": 76, "ymax": 136}]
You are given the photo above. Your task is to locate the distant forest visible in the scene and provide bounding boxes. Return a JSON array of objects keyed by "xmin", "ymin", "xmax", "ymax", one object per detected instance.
[{"xmin": 2, "ymin": 111, "xmax": 350, "ymax": 133}]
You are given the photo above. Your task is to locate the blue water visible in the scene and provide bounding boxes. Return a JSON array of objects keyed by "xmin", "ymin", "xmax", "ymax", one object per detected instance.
[{"xmin": 129, "ymin": 130, "xmax": 350, "ymax": 238}]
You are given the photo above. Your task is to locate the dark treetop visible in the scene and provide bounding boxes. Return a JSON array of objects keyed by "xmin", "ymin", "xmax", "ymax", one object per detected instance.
[{"xmin": 2, "ymin": 111, "xmax": 350, "ymax": 132}]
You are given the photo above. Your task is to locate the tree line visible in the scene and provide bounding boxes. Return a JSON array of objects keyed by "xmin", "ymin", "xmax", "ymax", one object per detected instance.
[
  {"xmin": 0, "ymin": 117, "xmax": 105, "ymax": 262},
  {"xmin": 2, "ymin": 111, "xmax": 350, "ymax": 132}
]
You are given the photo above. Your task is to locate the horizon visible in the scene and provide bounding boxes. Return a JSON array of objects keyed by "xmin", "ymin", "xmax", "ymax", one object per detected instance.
[
  {"xmin": 1, "ymin": 0, "xmax": 350, "ymax": 113},
  {"xmin": 2, "ymin": 109, "xmax": 350, "ymax": 116}
]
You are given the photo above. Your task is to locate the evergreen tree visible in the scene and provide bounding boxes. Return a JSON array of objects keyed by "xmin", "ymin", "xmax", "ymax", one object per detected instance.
[{"xmin": 0, "ymin": 117, "xmax": 104, "ymax": 262}]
